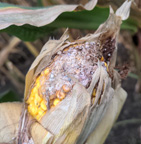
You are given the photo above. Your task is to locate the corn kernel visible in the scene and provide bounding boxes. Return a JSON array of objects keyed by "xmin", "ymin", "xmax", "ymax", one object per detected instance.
[
  {"xmin": 104, "ymin": 62, "xmax": 108, "ymax": 71},
  {"xmin": 44, "ymin": 68, "xmax": 50, "ymax": 75},
  {"xmin": 101, "ymin": 56, "xmax": 104, "ymax": 61},
  {"xmin": 62, "ymin": 84, "xmax": 71, "ymax": 93},
  {"xmin": 35, "ymin": 114, "xmax": 41, "ymax": 121},
  {"xmin": 32, "ymin": 87, "xmax": 38, "ymax": 94},
  {"xmin": 63, "ymin": 48, "xmax": 69, "ymax": 52},
  {"xmin": 41, "ymin": 100, "xmax": 47, "ymax": 110},
  {"xmin": 26, "ymin": 96, "xmax": 34, "ymax": 104},
  {"xmin": 35, "ymin": 93, "xmax": 42, "ymax": 102},
  {"xmin": 53, "ymin": 98, "xmax": 60, "ymax": 106},
  {"xmin": 38, "ymin": 108, "xmax": 45, "ymax": 116},
  {"xmin": 60, "ymin": 91, "xmax": 65, "ymax": 99},
  {"xmin": 29, "ymin": 105, "xmax": 38, "ymax": 116},
  {"xmin": 56, "ymin": 90, "xmax": 66, "ymax": 99},
  {"xmin": 50, "ymin": 94, "xmax": 56, "ymax": 100}
]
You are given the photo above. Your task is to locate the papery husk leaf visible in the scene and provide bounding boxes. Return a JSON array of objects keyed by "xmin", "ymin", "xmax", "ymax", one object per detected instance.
[
  {"xmin": 76, "ymin": 65, "xmax": 114, "ymax": 144},
  {"xmin": 0, "ymin": 102, "xmax": 53, "ymax": 144},
  {"xmin": 0, "ymin": 102, "xmax": 22, "ymax": 143},
  {"xmin": 86, "ymin": 86, "xmax": 127, "ymax": 144},
  {"xmin": 31, "ymin": 123, "xmax": 53, "ymax": 144},
  {"xmin": 98, "ymin": 0, "xmax": 140, "ymax": 28},
  {"xmin": 41, "ymin": 84, "xmax": 90, "ymax": 144},
  {"xmin": 115, "ymin": 0, "xmax": 132, "ymax": 20}
]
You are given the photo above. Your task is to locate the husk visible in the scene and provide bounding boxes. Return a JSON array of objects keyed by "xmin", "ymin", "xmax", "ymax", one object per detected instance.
[
  {"xmin": 86, "ymin": 86, "xmax": 127, "ymax": 144},
  {"xmin": 0, "ymin": 103, "xmax": 53, "ymax": 144},
  {"xmin": 0, "ymin": 102, "xmax": 22, "ymax": 143},
  {"xmin": 0, "ymin": 1, "xmax": 132, "ymax": 144}
]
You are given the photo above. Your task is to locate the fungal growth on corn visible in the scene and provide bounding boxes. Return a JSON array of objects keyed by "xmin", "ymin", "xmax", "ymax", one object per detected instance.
[{"xmin": 26, "ymin": 41, "xmax": 113, "ymax": 121}]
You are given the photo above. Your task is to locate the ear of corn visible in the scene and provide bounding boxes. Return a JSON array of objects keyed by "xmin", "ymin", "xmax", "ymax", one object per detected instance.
[
  {"xmin": 21, "ymin": 1, "xmax": 132, "ymax": 144},
  {"xmin": 26, "ymin": 42, "xmax": 110, "ymax": 121}
]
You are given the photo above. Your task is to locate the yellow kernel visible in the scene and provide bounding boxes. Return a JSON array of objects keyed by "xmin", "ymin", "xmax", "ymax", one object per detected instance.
[
  {"xmin": 41, "ymin": 100, "xmax": 47, "ymax": 110},
  {"xmin": 29, "ymin": 106, "xmax": 38, "ymax": 116},
  {"xmin": 32, "ymin": 87, "xmax": 38, "ymax": 94},
  {"xmin": 26, "ymin": 96, "xmax": 34, "ymax": 104},
  {"xmin": 38, "ymin": 108, "xmax": 45, "ymax": 116},
  {"xmin": 36, "ymin": 76, "xmax": 40, "ymax": 83},
  {"xmin": 36, "ymin": 111, "xmax": 46, "ymax": 121},
  {"xmin": 104, "ymin": 62, "xmax": 109, "ymax": 71},
  {"xmin": 62, "ymin": 84, "xmax": 71, "ymax": 93},
  {"xmin": 36, "ymin": 82, "xmax": 40, "ymax": 88},
  {"xmin": 53, "ymin": 98, "xmax": 60, "ymax": 106},
  {"xmin": 34, "ymin": 99, "xmax": 40, "ymax": 107},
  {"xmin": 35, "ymin": 114, "xmax": 41, "ymax": 121},
  {"xmin": 101, "ymin": 56, "xmax": 104, "ymax": 61},
  {"xmin": 92, "ymin": 89, "xmax": 96, "ymax": 97},
  {"xmin": 44, "ymin": 68, "xmax": 50, "ymax": 75},
  {"xmin": 35, "ymin": 93, "xmax": 42, "ymax": 103}
]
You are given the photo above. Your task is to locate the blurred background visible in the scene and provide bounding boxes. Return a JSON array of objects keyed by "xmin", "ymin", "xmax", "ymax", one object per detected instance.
[{"xmin": 0, "ymin": 0, "xmax": 140, "ymax": 144}]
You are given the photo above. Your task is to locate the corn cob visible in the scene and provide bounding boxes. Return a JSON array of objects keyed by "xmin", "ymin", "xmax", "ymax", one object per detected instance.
[{"xmin": 26, "ymin": 42, "xmax": 111, "ymax": 121}]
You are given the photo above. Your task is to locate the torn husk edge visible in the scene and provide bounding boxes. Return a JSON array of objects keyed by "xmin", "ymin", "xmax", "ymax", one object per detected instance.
[{"xmin": 17, "ymin": 0, "xmax": 131, "ymax": 144}]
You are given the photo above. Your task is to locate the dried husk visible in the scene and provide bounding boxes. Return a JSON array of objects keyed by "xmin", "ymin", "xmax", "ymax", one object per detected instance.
[
  {"xmin": 0, "ymin": 1, "xmax": 132, "ymax": 144},
  {"xmin": 0, "ymin": 102, "xmax": 22, "ymax": 143}
]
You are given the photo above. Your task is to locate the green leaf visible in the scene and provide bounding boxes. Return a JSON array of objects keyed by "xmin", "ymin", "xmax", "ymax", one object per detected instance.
[
  {"xmin": 0, "ymin": 90, "xmax": 21, "ymax": 102},
  {"xmin": 0, "ymin": 2, "xmax": 138, "ymax": 41}
]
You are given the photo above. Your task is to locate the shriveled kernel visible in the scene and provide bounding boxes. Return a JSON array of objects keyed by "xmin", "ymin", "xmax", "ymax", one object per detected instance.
[
  {"xmin": 50, "ymin": 94, "xmax": 56, "ymax": 100},
  {"xmin": 60, "ymin": 91, "xmax": 65, "ymax": 99},
  {"xmin": 62, "ymin": 84, "xmax": 71, "ymax": 93},
  {"xmin": 63, "ymin": 48, "xmax": 69, "ymax": 52},
  {"xmin": 56, "ymin": 90, "xmax": 65, "ymax": 99},
  {"xmin": 53, "ymin": 98, "xmax": 60, "ymax": 106},
  {"xmin": 41, "ymin": 100, "xmax": 47, "ymax": 110},
  {"xmin": 56, "ymin": 90, "xmax": 60, "ymax": 98}
]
